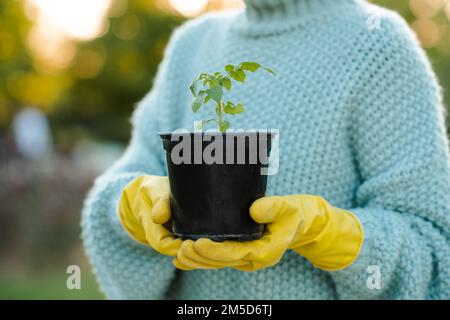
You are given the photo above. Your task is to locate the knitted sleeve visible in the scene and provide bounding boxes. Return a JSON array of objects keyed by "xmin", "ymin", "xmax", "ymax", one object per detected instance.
[
  {"xmin": 331, "ymin": 13, "xmax": 450, "ymax": 299},
  {"xmin": 81, "ymin": 25, "xmax": 187, "ymax": 299}
]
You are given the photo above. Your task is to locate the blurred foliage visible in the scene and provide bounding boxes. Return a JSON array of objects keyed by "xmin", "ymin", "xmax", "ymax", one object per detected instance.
[
  {"xmin": 0, "ymin": 0, "xmax": 184, "ymax": 147},
  {"xmin": 0, "ymin": 270, "xmax": 103, "ymax": 299},
  {"xmin": 0, "ymin": 156, "xmax": 103, "ymax": 298},
  {"xmin": 0, "ymin": 158, "xmax": 95, "ymax": 271}
]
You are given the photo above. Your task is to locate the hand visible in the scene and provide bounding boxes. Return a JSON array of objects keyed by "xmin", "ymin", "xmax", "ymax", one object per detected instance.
[
  {"xmin": 174, "ymin": 195, "xmax": 363, "ymax": 272},
  {"xmin": 119, "ymin": 175, "xmax": 181, "ymax": 256}
]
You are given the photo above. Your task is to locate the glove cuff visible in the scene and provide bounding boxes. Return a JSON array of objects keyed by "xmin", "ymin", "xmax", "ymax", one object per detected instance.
[
  {"xmin": 293, "ymin": 204, "xmax": 364, "ymax": 271},
  {"xmin": 119, "ymin": 175, "xmax": 150, "ymax": 245}
]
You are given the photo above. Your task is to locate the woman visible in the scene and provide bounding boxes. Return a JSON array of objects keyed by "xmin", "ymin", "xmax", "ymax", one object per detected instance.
[{"xmin": 82, "ymin": 0, "xmax": 450, "ymax": 299}]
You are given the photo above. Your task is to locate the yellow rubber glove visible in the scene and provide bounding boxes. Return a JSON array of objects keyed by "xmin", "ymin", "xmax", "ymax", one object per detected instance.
[
  {"xmin": 175, "ymin": 195, "xmax": 363, "ymax": 271},
  {"xmin": 118, "ymin": 175, "xmax": 181, "ymax": 256}
]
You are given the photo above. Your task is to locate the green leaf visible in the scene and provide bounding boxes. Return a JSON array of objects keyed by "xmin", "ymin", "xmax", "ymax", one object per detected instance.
[
  {"xmin": 189, "ymin": 80, "xmax": 198, "ymax": 96},
  {"xmin": 223, "ymin": 101, "xmax": 234, "ymax": 114},
  {"xmin": 199, "ymin": 73, "xmax": 211, "ymax": 80},
  {"xmin": 240, "ymin": 62, "xmax": 261, "ymax": 72},
  {"xmin": 192, "ymin": 101, "xmax": 201, "ymax": 113},
  {"xmin": 199, "ymin": 74, "xmax": 215, "ymax": 87},
  {"xmin": 223, "ymin": 77, "xmax": 231, "ymax": 91},
  {"xmin": 196, "ymin": 118, "xmax": 216, "ymax": 130},
  {"xmin": 225, "ymin": 64, "xmax": 234, "ymax": 72},
  {"xmin": 189, "ymin": 62, "xmax": 274, "ymax": 119},
  {"xmin": 230, "ymin": 69, "xmax": 246, "ymax": 82},
  {"xmin": 264, "ymin": 67, "xmax": 276, "ymax": 75},
  {"xmin": 234, "ymin": 103, "xmax": 245, "ymax": 114},
  {"xmin": 219, "ymin": 121, "xmax": 230, "ymax": 132},
  {"xmin": 206, "ymin": 85, "xmax": 223, "ymax": 103},
  {"xmin": 224, "ymin": 102, "xmax": 245, "ymax": 115},
  {"xmin": 191, "ymin": 93, "xmax": 204, "ymax": 113}
]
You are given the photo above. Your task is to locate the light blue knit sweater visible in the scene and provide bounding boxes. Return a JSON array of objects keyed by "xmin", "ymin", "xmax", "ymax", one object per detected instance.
[{"xmin": 82, "ymin": 0, "xmax": 450, "ymax": 299}]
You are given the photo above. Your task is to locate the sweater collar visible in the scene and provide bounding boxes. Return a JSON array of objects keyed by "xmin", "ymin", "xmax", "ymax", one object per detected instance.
[
  {"xmin": 244, "ymin": 0, "xmax": 356, "ymax": 22},
  {"xmin": 236, "ymin": 0, "xmax": 360, "ymax": 36}
]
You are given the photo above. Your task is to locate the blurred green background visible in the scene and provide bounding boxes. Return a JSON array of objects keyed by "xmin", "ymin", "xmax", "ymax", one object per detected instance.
[{"xmin": 0, "ymin": 0, "xmax": 449, "ymax": 299}]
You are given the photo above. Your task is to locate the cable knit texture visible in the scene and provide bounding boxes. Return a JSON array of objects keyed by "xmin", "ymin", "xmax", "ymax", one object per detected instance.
[{"xmin": 81, "ymin": 0, "xmax": 450, "ymax": 299}]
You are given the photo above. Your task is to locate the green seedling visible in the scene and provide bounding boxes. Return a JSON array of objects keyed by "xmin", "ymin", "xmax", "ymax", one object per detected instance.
[{"xmin": 189, "ymin": 61, "xmax": 275, "ymax": 132}]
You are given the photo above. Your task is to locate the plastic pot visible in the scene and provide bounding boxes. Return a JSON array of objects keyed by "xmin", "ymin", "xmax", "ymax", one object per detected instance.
[{"xmin": 159, "ymin": 131, "xmax": 275, "ymax": 242}]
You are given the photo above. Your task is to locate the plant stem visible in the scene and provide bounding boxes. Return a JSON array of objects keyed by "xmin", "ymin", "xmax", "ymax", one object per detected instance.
[{"xmin": 217, "ymin": 101, "xmax": 223, "ymax": 132}]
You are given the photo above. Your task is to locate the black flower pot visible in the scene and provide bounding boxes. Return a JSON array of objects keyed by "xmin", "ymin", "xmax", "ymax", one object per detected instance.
[{"xmin": 159, "ymin": 131, "xmax": 275, "ymax": 242}]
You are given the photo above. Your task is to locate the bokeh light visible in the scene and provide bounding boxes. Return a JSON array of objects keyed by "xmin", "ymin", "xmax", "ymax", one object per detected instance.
[
  {"xmin": 113, "ymin": 14, "xmax": 142, "ymax": 40},
  {"xmin": 169, "ymin": 0, "xmax": 209, "ymax": 17},
  {"xmin": 72, "ymin": 48, "xmax": 107, "ymax": 79},
  {"xmin": 446, "ymin": 1, "xmax": 450, "ymax": 20},
  {"xmin": 412, "ymin": 18, "xmax": 442, "ymax": 48},
  {"xmin": 24, "ymin": 0, "xmax": 111, "ymax": 72},
  {"xmin": 28, "ymin": 0, "xmax": 112, "ymax": 40},
  {"xmin": 409, "ymin": 0, "xmax": 445, "ymax": 18},
  {"xmin": 407, "ymin": 0, "xmax": 450, "ymax": 48}
]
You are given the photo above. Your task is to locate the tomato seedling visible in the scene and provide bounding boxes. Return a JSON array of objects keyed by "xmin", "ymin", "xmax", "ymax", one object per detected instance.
[{"xmin": 189, "ymin": 61, "xmax": 275, "ymax": 132}]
